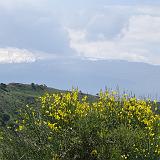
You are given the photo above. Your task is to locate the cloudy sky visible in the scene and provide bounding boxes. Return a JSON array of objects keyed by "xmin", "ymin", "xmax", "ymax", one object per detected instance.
[{"xmin": 1, "ymin": 0, "xmax": 160, "ymax": 97}]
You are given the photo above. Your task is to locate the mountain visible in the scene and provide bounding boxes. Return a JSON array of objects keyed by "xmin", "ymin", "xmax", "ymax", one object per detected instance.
[{"xmin": 0, "ymin": 59, "xmax": 160, "ymax": 98}]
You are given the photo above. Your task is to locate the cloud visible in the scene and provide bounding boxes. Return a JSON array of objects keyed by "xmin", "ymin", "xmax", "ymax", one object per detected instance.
[
  {"xmin": 0, "ymin": 48, "xmax": 37, "ymax": 64},
  {"xmin": 0, "ymin": 1, "xmax": 160, "ymax": 65},
  {"xmin": 0, "ymin": 48, "xmax": 59, "ymax": 64},
  {"xmin": 0, "ymin": 0, "xmax": 46, "ymax": 10},
  {"xmin": 67, "ymin": 6, "xmax": 160, "ymax": 65},
  {"xmin": 0, "ymin": 0, "xmax": 72, "ymax": 55}
]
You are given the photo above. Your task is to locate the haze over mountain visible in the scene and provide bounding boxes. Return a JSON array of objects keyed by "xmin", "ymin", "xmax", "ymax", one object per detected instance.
[
  {"xmin": 0, "ymin": 0, "xmax": 160, "ymax": 98},
  {"xmin": 1, "ymin": 58, "xmax": 160, "ymax": 98}
]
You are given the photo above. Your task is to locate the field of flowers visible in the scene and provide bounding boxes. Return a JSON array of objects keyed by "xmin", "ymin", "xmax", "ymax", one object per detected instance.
[{"xmin": 0, "ymin": 89, "xmax": 160, "ymax": 160}]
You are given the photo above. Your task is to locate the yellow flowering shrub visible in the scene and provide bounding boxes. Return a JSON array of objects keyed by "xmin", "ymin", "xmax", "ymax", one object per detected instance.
[{"xmin": 1, "ymin": 89, "xmax": 160, "ymax": 160}]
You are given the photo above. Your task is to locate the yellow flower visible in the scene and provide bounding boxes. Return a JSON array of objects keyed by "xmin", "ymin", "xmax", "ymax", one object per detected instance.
[
  {"xmin": 91, "ymin": 149, "xmax": 98, "ymax": 156},
  {"xmin": 47, "ymin": 122, "xmax": 58, "ymax": 131},
  {"xmin": 48, "ymin": 136, "xmax": 52, "ymax": 141}
]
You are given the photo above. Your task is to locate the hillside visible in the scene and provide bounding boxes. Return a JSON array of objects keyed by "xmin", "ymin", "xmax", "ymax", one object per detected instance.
[
  {"xmin": 0, "ymin": 83, "xmax": 159, "ymax": 160},
  {"xmin": 0, "ymin": 85, "xmax": 159, "ymax": 160},
  {"xmin": 0, "ymin": 83, "xmax": 97, "ymax": 125},
  {"xmin": 0, "ymin": 83, "xmax": 60, "ymax": 124}
]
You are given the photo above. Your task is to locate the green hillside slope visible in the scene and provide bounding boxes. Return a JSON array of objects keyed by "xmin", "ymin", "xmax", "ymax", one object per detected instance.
[
  {"xmin": 0, "ymin": 83, "xmax": 63, "ymax": 124},
  {"xmin": 0, "ymin": 83, "xmax": 96, "ymax": 125}
]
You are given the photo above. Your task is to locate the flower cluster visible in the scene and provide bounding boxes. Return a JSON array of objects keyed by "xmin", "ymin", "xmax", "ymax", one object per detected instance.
[{"xmin": 11, "ymin": 89, "xmax": 160, "ymax": 159}]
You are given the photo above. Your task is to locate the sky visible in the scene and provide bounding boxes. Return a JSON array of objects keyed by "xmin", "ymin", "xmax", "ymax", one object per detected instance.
[{"xmin": 0, "ymin": 0, "xmax": 160, "ymax": 97}]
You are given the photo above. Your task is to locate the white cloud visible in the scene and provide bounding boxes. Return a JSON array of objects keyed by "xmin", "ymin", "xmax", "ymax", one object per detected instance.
[
  {"xmin": 137, "ymin": 6, "xmax": 160, "ymax": 16},
  {"xmin": 0, "ymin": 2, "xmax": 160, "ymax": 65},
  {"xmin": 121, "ymin": 15, "xmax": 160, "ymax": 42},
  {"xmin": 67, "ymin": 12, "xmax": 160, "ymax": 65},
  {"xmin": 0, "ymin": 0, "xmax": 46, "ymax": 10},
  {"xmin": 0, "ymin": 48, "xmax": 64, "ymax": 64},
  {"xmin": 0, "ymin": 48, "xmax": 38, "ymax": 64}
]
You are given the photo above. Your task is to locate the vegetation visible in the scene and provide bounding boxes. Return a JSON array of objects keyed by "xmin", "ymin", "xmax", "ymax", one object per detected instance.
[
  {"xmin": 0, "ymin": 83, "xmax": 64, "ymax": 127},
  {"xmin": 0, "ymin": 87, "xmax": 160, "ymax": 160}
]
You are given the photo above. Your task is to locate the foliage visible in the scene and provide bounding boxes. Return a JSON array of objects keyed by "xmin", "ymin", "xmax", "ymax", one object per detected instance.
[
  {"xmin": 1, "ymin": 89, "xmax": 160, "ymax": 160},
  {"xmin": 0, "ymin": 83, "xmax": 7, "ymax": 92},
  {"xmin": 0, "ymin": 83, "xmax": 66, "ymax": 125}
]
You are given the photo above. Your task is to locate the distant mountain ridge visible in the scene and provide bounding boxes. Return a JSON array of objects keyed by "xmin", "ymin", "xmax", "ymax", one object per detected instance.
[{"xmin": 1, "ymin": 59, "xmax": 160, "ymax": 98}]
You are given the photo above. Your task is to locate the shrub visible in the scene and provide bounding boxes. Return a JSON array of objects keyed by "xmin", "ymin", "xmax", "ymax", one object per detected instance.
[
  {"xmin": 0, "ymin": 83, "xmax": 7, "ymax": 91},
  {"xmin": 1, "ymin": 90, "xmax": 160, "ymax": 160}
]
